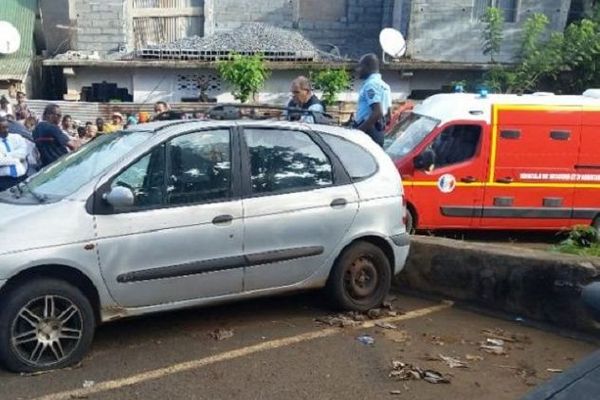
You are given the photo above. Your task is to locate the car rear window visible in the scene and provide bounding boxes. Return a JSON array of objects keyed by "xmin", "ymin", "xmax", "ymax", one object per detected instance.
[{"xmin": 320, "ymin": 134, "xmax": 378, "ymax": 181}]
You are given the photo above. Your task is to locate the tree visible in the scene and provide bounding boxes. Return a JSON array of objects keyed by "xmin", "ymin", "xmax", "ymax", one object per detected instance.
[
  {"xmin": 481, "ymin": 7, "xmax": 504, "ymax": 63},
  {"xmin": 311, "ymin": 68, "xmax": 350, "ymax": 106},
  {"xmin": 217, "ymin": 54, "xmax": 270, "ymax": 103},
  {"xmin": 482, "ymin": 6, "xmax": 600, "ymax": 94}
]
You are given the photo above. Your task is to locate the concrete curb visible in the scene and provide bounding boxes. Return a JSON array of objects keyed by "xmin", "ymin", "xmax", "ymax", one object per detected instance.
[{"xmin": 395, "ymin": 235, "xmax": 600, "ymax": 333}]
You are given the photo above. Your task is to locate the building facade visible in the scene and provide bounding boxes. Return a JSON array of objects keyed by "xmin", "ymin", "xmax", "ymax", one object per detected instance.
[{"xmin": 41, "ymin": 0, "xmax": 575, "ymax": 103}]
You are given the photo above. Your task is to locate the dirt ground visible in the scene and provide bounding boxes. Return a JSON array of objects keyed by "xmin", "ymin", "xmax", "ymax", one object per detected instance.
[{"xmin": 0, "ymin": 292, "xmax": 596, "ymax": 400}]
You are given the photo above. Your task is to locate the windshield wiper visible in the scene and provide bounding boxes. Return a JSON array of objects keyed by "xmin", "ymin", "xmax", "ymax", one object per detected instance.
[{"xmin": 17, "ymin": 182, "xmax": 47, "ymax": 203}]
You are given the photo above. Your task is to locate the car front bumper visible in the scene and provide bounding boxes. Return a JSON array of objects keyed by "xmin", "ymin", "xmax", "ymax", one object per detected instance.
[{"xmin": 390, "ymin": 233, "xmax": 410, "ymax": 275}]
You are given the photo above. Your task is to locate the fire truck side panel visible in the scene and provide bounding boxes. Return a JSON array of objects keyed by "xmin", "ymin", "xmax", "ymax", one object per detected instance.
[
  {"xmin": 572, "ymin": 111, "xmax": 600, "ymax": 226},
  {"xmin": 479, "ymin": 107, "xmax": 581, "ymax": 229}
]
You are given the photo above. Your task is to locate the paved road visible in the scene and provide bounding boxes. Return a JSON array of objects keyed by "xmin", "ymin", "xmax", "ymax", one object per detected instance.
[{"xmin": 0, "ymin": 292, "xmax": 596, "ymax": 400}]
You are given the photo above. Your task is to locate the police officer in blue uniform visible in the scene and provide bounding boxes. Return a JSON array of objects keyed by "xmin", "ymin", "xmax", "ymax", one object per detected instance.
[{"xmin": 355, "ymin": 54, "xmax": 392, "ymax": 147}]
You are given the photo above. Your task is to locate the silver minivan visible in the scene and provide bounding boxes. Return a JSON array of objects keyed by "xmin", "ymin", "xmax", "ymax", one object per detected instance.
[{"xmin": 0, "ymin": 120, "xmax": 409, "ymax": 372}]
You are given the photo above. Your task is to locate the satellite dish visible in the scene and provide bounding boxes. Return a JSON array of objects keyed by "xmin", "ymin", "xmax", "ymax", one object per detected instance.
[
  {"xmin": 379, "ymin": 28, "xmax": 406, "ymax": 63},
  {"xmin": 0, "ymin": 21, "xmax": 21, "ymax": 55}
]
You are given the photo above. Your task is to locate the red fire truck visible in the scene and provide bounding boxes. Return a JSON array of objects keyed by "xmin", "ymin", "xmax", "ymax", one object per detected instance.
[{"xmin": 385, "ymin": 90, "xmax": 600, "ymax": 231}]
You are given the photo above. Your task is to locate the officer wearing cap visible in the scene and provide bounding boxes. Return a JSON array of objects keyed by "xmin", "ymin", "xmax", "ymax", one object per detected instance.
[{"xmin": 354, "ymin": 53, "xmax": 392, "ymax": 147}]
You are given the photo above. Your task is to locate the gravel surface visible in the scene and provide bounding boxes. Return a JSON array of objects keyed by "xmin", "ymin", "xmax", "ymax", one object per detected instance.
[{"xmin": 140, "ymin": 23, "xmax": 349, "ymax": 61}]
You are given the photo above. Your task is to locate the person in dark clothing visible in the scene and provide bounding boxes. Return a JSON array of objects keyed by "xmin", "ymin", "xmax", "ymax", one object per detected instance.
[
  {"xmin": 96, "ymin": 117, "xmax": 106, "ymax": 134},
  {"xmin": 33, "ymin": 104, "xmax": 79, "ymax": 167},
  {"xmin": 152, "ymin": 110, "xmax": 184, "ymax": 121},
  {"xmin": 286, "ymin": 76, "xmax": 325, "ymax": 123}
]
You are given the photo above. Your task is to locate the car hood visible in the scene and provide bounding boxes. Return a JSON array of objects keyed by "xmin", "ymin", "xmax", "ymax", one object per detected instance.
[{"xmin": 0, "ymin": 199, "xmax": 96, "ymax": 256}]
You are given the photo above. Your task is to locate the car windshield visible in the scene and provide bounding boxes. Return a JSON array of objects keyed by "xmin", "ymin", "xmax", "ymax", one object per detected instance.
[
  {"xmin": 384, "ymin": 113, "xmax": 439, "ymax": 160},
  {"xmin": 24, "ymin": 130, "xmax": 154, "ymax": 200}
]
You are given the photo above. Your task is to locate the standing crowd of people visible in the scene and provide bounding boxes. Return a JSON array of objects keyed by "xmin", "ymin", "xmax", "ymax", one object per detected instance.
[
  {"xmin": 0, "ymin": 52, "xmax": 391, "ymax": 192},
  {"xmin": 0, "ymin": 94, "xmax": 170, "ymax": 191}
]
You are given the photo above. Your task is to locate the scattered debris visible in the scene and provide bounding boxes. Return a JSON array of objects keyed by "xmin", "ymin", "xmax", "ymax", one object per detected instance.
[
  {"xmin": 390, "ymin": 361, "xmax": 451, "ymax": 384},
  {"xmin": 382, "ymin": 296, "xmax": 397, "ymax": 310},
  {"xmin": 315, "ymin": 314, "xmax": 360, "ymax": 328},
  {"xmin": 480, "ymin": 338, "xmax": 507, "ymax": 355},
  {"xmin": 482, "ymin": 328, "xmax": 531, "ymax": 344},
  {"xmin": 495, "ymin": 361, "xmax": 537, "ymax": 381},
  {"xmin": 423, "ymin": 333, "xmax": 445, "ymax": 346},
  {"xmin": 210, "ymin": 329, "xmax": 234, "ymax": 341},
  {"xmin": 486, "ymin": 338, "xmax": 505, "ymax": 347},
  {"xmin": 547, "ymin": 368, "xmax": 563, "ymax": 373},
  {"xmin": 82, "ymin": 380, "xmax": 95, "ymax": 389},
  {"xmin": 384, "ymin": 330, "xmax": 411, "ymax": 344},
  {"xmin": 357, "ymin": 335, "xmax": 375, "ymax": 346},
  {"xmin": 315, "ymin": 306, "xmax": 403, "ymax": 329},
  {"xmin": 375, "ymin": 322, "xmax": 398, "ymax": 330},
  {"xmin": 439, "ymin": 354, "xmax": 469, "ymax": 369},
  {"xmin": 423, "ymin": 353, "xmax": 469, "ymax": 368},
  {"xmin": 466, "ymin": 354, "xmax": 484, "ymax": 362}
]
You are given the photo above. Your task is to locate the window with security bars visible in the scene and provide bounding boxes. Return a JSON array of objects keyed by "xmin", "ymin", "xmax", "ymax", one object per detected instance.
[{"xmin": 473, "ymin": 0, "xmax": 518, "ymax": 23}]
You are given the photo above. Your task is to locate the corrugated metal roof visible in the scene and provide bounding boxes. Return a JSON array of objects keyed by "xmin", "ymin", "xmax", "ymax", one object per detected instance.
[{"xmin": 0, "ymin": 0, "xmax": 36, "ymax": 82}]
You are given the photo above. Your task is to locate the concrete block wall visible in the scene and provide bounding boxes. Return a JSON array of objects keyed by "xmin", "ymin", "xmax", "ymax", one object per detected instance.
[
  {"xmin": 212, "ymin": 0, "xmax": 294, "ymax": 31},
  {"xmin": 407, "ymin": 0, "xmax": 571, "ymax": 63},
  {"xmin": 75, "ymin": 0, "xmax": 129, "ymax": 54}
]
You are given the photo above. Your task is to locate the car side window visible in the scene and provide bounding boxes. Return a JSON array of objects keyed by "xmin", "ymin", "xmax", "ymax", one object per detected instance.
[
  {"xmin": 111, "ymin": 145, "xmax": 166, "ymax": 209},
  {"xmin": 320, "ymin": 133, "xmax": 377, "ymax": 181},
  {"xmin": 429, "ymin": 125, "xmax": 482, "ymax": 169},
  {"xmin": 244, "ymin": 128, "xmax": 333, "ymax": 194},
  {"xmin": 167, "ymin": 129, "xmax": 231, "ymax": 205}
]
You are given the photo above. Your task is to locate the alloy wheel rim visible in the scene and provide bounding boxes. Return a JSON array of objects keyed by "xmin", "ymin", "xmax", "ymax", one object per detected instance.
[{"xmin": 11, "ymin": 295, "xmax": 83, "ymax": 367}]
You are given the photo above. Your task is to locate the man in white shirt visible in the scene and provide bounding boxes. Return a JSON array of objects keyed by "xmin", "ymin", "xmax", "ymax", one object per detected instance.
[{"xmin": 0, "ymin": 116, "xmax": 28, "ymax": 191}]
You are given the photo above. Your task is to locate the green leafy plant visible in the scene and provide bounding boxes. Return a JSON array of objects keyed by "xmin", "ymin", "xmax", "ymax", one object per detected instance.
[
  {"xmin": 311, "ymin": 68, "xmax": 350, "ymax": 106},
  {"xmin": 217, "ymin": 53, "xmax": 270, "ymax": 103},
  {"xmin": 482, "ymin": 6, "xmax": 600, "ymax": 94},
  {"xmin": 481, "ymin": 7, "xmax": 505, "ymax": 63},
  {"xmin": 554, "ymin": 225, "xmax": 600, "ymax": 257}
]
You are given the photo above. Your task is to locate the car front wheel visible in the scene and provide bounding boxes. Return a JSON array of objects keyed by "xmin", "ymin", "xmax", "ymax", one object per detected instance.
[
  {"xmin": 327, "ymin": 241, "xmax": 392, "ymax": 312},
  {"xmin": 0, "ymin": 278, "xmax": 95, "ymax": 373}
]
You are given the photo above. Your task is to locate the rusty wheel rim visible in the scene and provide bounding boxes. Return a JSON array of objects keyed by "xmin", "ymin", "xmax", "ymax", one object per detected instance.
[{"xmin": 343, "ymin": 256, "xmax": 379, "ymax": 300}]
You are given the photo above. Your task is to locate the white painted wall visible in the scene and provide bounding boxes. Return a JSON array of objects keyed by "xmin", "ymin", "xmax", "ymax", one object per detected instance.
[{"xmin": 65, "ymin": 66, "xmax": 417, "ymax": 105}]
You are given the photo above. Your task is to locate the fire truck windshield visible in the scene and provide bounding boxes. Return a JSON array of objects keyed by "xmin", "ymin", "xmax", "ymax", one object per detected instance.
[{"xmin": 384, "ymin": 113, "xmax": 439, "ymax": 160}]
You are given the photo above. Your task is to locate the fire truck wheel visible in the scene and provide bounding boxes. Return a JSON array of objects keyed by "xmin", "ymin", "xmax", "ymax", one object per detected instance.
[{"xmin": 406, "ymin": 208, "xmax": 415, "ymax": 234}]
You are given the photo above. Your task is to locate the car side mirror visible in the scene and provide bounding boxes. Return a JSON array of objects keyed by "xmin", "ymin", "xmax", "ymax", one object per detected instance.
[
  {"xmin": 103, "ymin": 186, "xmax": 134, "ymax": 208},
  {"xmin": 414, "ymin": 149, "xmax": 435, "ymax": 171}
]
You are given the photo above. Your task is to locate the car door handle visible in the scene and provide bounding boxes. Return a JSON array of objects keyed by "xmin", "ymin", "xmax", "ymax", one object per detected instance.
[
  {"xmin": 461, "ymin": 176, "xmax": 477, "ymax": 183},
  {"xmin": 496, "ymin": 177, "xmax": 514, "ymax": 184},
  {"xmin": 212, "ymin": 215, "xmax": 233, "ymax": 225},
  {"xmin": 330, "ymin": 198, "xmax": 347, "ymax": 208}
]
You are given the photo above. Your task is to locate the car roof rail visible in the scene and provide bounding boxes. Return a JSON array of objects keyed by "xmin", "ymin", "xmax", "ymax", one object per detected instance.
[{"xmin": 206, "ymin": 104, "xmax": 337, "ymax": 126}]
